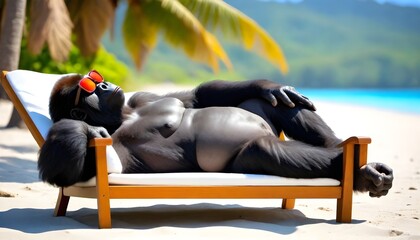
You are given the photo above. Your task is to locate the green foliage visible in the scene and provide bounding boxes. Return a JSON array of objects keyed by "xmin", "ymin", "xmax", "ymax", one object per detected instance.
[{"xmin": 19, "ymin": 38, "xmax": 129, "ymax": 86}]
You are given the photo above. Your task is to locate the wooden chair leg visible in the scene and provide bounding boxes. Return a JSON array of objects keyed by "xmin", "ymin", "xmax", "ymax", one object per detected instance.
[
  {"xmin": 282, "ymin": 198, "xmax": 295, "ymax": 209},
  {"xmin": 336, "ymin": 139, "xmax": 357, "ymax": 223},
  {"xmin": 336, "ymin": 195, "xmax": 352, "ymax": 223},
  {"xmin": 54, "ymin": 188, "xmax": 70, "ymax": 216},
  {"xmin": 97, "ymin": 196, "xmax": 111, "ymax": 228},
  {"xmin": 337, "ymin": 148, "xmax": 353, "ymax": 223}
]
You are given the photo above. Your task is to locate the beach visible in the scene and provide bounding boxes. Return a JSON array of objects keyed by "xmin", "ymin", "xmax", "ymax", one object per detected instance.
[{"xmin": 0, "ymin": 86, "xmax": 419, "ymax": 240}]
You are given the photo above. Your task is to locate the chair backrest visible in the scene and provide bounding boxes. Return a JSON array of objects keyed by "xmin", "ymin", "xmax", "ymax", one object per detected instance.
[
  {"xmin": 1, "ymin": 70, "xmax": 123, "ymax": 174},
  {"xmin": 1, "ymin": 70, "xmax": 69, "ymax": 147}
]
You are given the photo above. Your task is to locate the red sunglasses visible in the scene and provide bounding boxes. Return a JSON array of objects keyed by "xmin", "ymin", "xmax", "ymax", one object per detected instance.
[{"xmin": 74, "ymin": 70, "xmax": 104, "ymax": 105}]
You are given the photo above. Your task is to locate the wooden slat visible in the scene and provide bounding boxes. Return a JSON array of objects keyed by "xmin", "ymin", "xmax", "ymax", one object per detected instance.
[
  {"xmin": 63, "ymin": 185, "xmax": 342, "ymax": 199},
  {"xmin": 107, "ymin": 186, "xmax": 342, "ymax": 199},
  {"xmin": 64, "ymin": 185, "xmax": 342, "ymax": 199},
  {"xmin": 63, "ymin": 186, "xmax": 97, "ymax": 198}
]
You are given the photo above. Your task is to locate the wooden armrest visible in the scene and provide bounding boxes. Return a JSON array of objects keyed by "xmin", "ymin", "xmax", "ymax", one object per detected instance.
[
  {"xmin": 339, "ymin": 135, "xmax": 371, "ymax": 194},
  {"xmin": 88, "ymin": 138, "xmax": 113, "ymax": 147},
  {"xmin": 88, "ymin": 137, "xmax": 113, "ymax": 176},
  {"xmin": 88, "ymin": 139, "xmax": 112, "ymax": 226},
  {"xmin": 339, "ymin": 136, "xmax": 371, "ymax": 147},
  {"xmin": 340, "ymin": 136, "xmax": 370, "ymax": 169},
  {"xmin": 87, "ymin": 138, "xmax": 112, "ymax": 192}
]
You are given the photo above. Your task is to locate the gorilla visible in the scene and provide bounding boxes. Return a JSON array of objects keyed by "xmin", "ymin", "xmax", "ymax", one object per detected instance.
[{"xmin": 38, "ymin": 70, "xmax": 393, "ymax": 197}]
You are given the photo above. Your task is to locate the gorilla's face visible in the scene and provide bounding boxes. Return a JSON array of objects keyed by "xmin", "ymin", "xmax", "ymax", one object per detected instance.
[
  {"xmin": 84, "ymin": 82, "xmax": 125, "ymax": 113},
  {"xmin": 79, "ymin": 81, "xmax": 126, "ymax": 131},
  {"xmin": 49, "ymin": 73, "xmax": 127, "ymax": 134}
]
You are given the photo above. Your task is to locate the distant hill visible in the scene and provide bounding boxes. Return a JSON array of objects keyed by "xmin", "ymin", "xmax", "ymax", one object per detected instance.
[{"xmin": 102, "ymin": 0, "xmax": 420, "ymax": 88}]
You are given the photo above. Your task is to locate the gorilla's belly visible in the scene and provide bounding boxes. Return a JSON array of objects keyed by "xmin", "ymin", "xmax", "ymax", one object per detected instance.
[
  {"xmin": 121, "ymin": 99, "xmax": 275, "ymax": 173},
  {"xmin": 189, "ymin": 107, "xmax": 275, "ymax": 172}
]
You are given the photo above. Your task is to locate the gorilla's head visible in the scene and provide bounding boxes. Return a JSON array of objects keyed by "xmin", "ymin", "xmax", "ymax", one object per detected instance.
[{"xmin": 49, "ymin": 70, "xmax": 125, "ymax": 133}]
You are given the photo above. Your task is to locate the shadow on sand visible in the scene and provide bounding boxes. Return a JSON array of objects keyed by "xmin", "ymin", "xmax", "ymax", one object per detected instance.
[
  {"xmin": 0, "ymin": 203, "xmax": 364, "ymax": 234},
  {"xmin": 0, "ymin": 156, "xmax": 39, "ymax": 183}
]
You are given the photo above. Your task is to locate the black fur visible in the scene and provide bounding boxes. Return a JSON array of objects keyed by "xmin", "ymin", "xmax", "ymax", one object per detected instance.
[
  {"xmin": 38, "ymin": 119, "xmax": 96, "ymax": 186},
  {"xmin": 38, "ymin": 75, "xmax": 393, "ymax": 198}
]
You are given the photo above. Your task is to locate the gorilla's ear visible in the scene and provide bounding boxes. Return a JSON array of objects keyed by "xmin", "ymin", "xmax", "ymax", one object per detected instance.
[{"xmin": 70, "ymin": 108, "xmax": 87, "ymax": 121}]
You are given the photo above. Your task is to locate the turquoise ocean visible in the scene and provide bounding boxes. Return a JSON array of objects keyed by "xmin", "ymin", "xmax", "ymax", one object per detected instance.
[{"xmin": 299, "ymin": 89, "xmax": 420, "ymax": 115}]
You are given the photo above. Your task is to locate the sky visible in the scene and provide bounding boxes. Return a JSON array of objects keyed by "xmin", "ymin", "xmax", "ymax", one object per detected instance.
[{"xmin": 268, "ymin": 0, "xmax": 420, "ymax": 7}]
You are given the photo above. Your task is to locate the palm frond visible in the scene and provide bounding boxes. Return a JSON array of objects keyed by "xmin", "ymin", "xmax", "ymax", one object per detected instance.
[
  {"xmin": 122, "ymin": 2, "xmax": 158, "ymax": 70},
  {"xmin": 180, "ymin": 0, "xmax": 288, "ymax": 74},
  {"xmin": 137, "ymin": 0, "xmax": 232, "ymax": 72},
  {"xmin": 28, "ymin": 0, "xmax": 72, "ymax": 62},
  {"xmin": 67, "ymin": 0, "xmax": 114, "ymax": 56}
]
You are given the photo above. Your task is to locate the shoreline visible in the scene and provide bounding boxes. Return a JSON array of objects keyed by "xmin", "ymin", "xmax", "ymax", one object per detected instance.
[
  {"xmin": 299, "ymin": 88, "xmax": 420, "ymax": 116},
  {"xmin": 313, "ymin": 99, "xmax": 420, "ymax": 118},
  {"xmin": 1, "ymin": 95, "xmax": 419, "ymax": 239}
]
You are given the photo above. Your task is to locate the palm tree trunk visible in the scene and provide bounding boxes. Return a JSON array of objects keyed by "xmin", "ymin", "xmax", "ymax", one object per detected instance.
[{"xmin": 0, "ymin": 0, "xmax": 27, "ymax": 128}]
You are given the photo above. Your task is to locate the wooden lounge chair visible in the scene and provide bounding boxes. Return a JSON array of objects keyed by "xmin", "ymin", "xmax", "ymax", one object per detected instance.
[{"xmin": 1, "ymin": 70, "xmax": 371, "ymax": 228}]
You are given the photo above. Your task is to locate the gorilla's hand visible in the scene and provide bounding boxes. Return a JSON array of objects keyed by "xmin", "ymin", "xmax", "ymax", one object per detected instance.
[
  {"xmin": 258, "ymin": 83, "xmax": 316, "ymax": 111},
  {"xmin": 86, "ymin": 125, "xmax": 111, "ymax": 139},
  {"xmin": 354, "ymin": 162, "xmax": 393, "ymax": 197}
]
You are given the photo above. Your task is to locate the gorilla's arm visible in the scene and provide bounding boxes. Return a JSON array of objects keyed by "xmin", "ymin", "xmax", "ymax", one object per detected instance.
[
  {"xmin": 229, "ymin": 137, "xmax": 393, "ymax": 197},
  {"xmin": 193, "ymin": 79, "xmax": 316, "ymax": 110},
  {"xmin": 38, "ymin": 119, "xmax": 110, "ymax": 187},
  {"xmin": 228, "ymin": 99, "xmax": 393, "ymax": 197},
  {"xmin": 128, "ymin": 91, "xmax": 196, "ymax": 109},
  {"xmin": 127, "ymin": 80, "xmax": 314, "ymax": 110}
]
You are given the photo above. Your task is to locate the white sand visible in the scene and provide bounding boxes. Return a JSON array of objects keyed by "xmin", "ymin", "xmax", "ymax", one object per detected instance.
[{"xmin": 0, "ymin": 87, "xmax": 419, "ymax": 239}]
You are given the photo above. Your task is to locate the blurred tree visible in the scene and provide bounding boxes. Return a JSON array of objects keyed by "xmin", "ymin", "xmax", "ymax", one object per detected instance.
[
  {"xmin": 0, "ymin": 0, "xmax": 287, "ymax": 128},
  {"xmin": 19, "ymin": 38, "xmax": 129, "ymax": 86},
  {"xmin": 32, "ymin": 0, "xmax": 287, "ymax": 73},
  {"xmin": 0, "ymin": 0, "xmax": 27, "ymax": 128}
]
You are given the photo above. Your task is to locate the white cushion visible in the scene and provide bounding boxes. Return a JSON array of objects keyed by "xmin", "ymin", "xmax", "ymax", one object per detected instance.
[
  {"xmin": 6, "ymin": 70, "xmax": 59, "ymax": 139},
  {"xmin": 6, "ymin": 70, "xmax": 340, "ymax": 187},
  {"xmin": 75, "ymin": 172, "xmax": 340, "ymax": 187}
]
